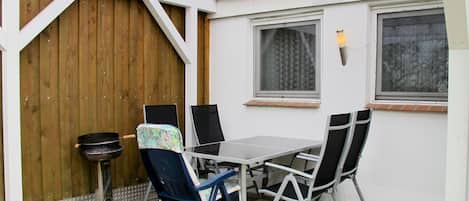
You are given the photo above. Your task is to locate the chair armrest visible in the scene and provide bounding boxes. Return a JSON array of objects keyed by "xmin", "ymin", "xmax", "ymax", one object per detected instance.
[
  {"xmin": 298, "ymin": 153, "xmax": 320, "ymax": 159},
  {"xmin": 264, "ymin": 162, "xmax": 313, "ymax": 179},
  {"xmin": 196, "ymin": 170, "xmax": 237, "ymax": 191},
  {"xmin": 296, "ymin": 153, "xmax": 320, "ymax": 162}
]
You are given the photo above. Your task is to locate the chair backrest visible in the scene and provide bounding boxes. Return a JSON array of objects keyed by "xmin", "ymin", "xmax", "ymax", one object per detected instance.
[
  {"xmin": 311, "ymin": 113, "xmax": 353, "ymax": 190},
  {"xmin": 342, "ymin": 109, "xmax": 372, "ymax": 175},
  {"xmin": 191, "ymin": 104, "xmax": 225, "ymax": 144},
  {"xmin": 143, "ymin": 104, "xmax": 179, "ymax": 127},
  {"xmin": 137, "ymin": 124, "xmax": 201, "ymax": 201}
]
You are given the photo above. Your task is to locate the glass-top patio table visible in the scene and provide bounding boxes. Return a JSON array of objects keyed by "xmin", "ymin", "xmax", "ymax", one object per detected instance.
[{"xmin": 185, "ymin": 136, "xmax": 322, "ymax": 201}]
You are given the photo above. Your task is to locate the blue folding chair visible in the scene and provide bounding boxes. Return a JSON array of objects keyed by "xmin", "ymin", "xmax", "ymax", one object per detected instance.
[
  {"xmin": 142, "ymin": 104, "xmax": 180, "ymax": 201},
  {"xmin": 136, "ymin": 124, "xmax": 240, "ymax": 201}
]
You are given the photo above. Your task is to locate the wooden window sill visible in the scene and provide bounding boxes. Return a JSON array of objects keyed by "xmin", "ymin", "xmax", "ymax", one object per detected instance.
[
  {"xmin": 367, "ymin": 103, "xmax": 447, "ymax": 113},
  {"xmin": 244, "ymin": 100, "xmax": 320, "ymax": 108}
]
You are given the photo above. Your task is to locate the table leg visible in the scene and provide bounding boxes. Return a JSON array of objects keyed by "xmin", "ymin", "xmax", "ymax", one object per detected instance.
[{"xmin": 240, "ymin": 164, "xmax": 247, "ymax": 201}]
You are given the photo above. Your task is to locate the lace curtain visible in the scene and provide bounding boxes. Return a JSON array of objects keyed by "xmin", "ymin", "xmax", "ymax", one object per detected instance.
[
  {"xmin": 380, "ymin": 12, "xmax": 448, "ymax": 94},
  {"xmin": 260, "ymin": 24, "xmax": 316, "ymax": 91}
]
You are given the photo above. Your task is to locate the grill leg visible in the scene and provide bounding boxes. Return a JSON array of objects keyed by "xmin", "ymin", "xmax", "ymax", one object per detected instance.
[
  {"xmin": 97, "ymin": 163, "xmax": 104, "ymax": 201},
  {"xmin": 352, "ymin": 176, "xmax": 365, "ymax": 201},
  {"xmin": 96, "ymin": 161, "xmax": 112, "ymax": 201},
  {"xmin": 101, "ymin": 161, "xmax": 113, "ymax": 201}
]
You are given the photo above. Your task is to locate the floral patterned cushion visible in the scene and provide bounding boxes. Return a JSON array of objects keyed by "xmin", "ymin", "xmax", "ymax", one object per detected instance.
[
  {"xmin": 136, "ymin": 124, "xmax": 184, "ymax": 152},
  {"xmin": 136, "ymin": 123, "xmax": 200, "ymax": 185}
]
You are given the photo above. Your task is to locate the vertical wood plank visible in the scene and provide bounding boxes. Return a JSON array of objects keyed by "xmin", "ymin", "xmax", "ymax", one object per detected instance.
[
  {"xmin": 168, "ymin": 6, "xmax": 178, "ymax": 109},
  {"xmin": 75, "ymin": 0, "xmax": 93, "ymax": 196},
  {"xmin": 143, "ymin": 7, "xmax": 158, "ymax": 105},
  {"xmin": 20, "ymin": 0, "xmax": 39, "ymax": 28},
  {"xmin": 76, "ymin": 0, "xmax": 99, "ymax": 195},
  {"xmin": 84, "ymin": 0, "xmax": 99, "ymax": 133},
  {"xmin": 58, "ymin": 2, "xmax": 78, "ymax": 198},
  {"xmin": 20, "ymin": 1, "xmax": 42, "ymax": 201},
  {"xmin": 138, "ymin": 4, "xmax": 158, "ymax": 180},
  {"xmin": 118, "ymin": 0, "xmax": 135, "ymax": 185},
  {"xmin": 36, "ymin": 2, "xmax": 61, "ymax": 200},
  {"xmin": 203, "ymin": 14, "xmax": 210, "ymax": 104},
  {"xmin": 113, "ymin": 0, "xmax": 130, "ymax": 188},
  {"xmin": 127, "ymin": 0, "xmax": 146, "ymax": 185},
  {"xmin": 88, "ymin": 1, "xmax": 102, "ymax": 190},
  {"xmin": 170, "ymin": 6, "xmax": 185, "ymax": 36},
  {"xmin": 20, "ymin": 36, "xmax": 42, "ymax": 201},
  {"xmin": 96, "ymin": 0, "xmax": 115, "ymax": 132},
  {"xmin": 39, "ymin": 19, "xmax": 62, "ymax": 201},
  {"xmin": 158, "ymin": 6, "xmax": 170, "ymax": 105},
  {"xmin": 197, "ymin": 12, "xmax": 210, "ymax": 105},
  {"xmin": 21, "ymin": 0, "xmax": 53, "ymax": 28},
  {"xmin": 197, "ymin": 13, "xmax": 205, "ymax": 105},
  {"xmin": 161, "ymin": 6, "xmax": 172, "ymax": 106},
  {"xmin": 167, "ymin": 7, "xmax": 186, "ymax": 133},
  {"xmin": 95, "ymin": 0, "xmax": 115, "ymax": 190}
]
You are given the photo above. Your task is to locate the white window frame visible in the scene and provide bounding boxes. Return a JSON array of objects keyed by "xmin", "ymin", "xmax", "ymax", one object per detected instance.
[
  {"xmin": 369, "ymin": 1, "xmax": 447, "ymax": 104},
  {"xmin": 250, "ymin": 11, "xmax": 323, "ymax": 99}
]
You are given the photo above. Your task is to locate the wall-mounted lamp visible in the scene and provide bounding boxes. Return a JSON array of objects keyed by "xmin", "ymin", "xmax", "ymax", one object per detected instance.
[{"xmin": 336, "ymin": 29, "xmax": 347, "ymax": 66}]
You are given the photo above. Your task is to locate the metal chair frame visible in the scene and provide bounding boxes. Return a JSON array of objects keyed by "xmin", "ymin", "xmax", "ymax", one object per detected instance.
[
  {"xmin": 191, "ymin": 104, "xmax": 262, "ymax": 196},
  {"xmin": 337, "ymin": 109, "xmax": 372, "ymax": 201},
  {"xmin": 259, "ymin": 112, "xmax": 356, "ymax": 201}
]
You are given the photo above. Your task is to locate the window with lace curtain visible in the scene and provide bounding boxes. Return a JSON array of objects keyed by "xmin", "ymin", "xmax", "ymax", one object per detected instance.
[
  {"xmin": 376, "ymin": 8, "xmax": 448, "ymax": 101},
  {"xmin": 254, "ymin": 20, "xmax": 320, "ymax": 98}
]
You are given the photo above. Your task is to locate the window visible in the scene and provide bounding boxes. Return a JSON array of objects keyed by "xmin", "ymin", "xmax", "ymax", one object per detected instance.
[
  {"xmin": 376, "ymin": 8, "xmax": 448, "ymax": 101},
  {"xmin": 254, "ymin": 21, "xmax": 320, "ymax": 98}
]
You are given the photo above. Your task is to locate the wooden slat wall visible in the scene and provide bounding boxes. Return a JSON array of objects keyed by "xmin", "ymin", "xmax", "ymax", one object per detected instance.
[
  {"xmin": 17, "ymin": 0, "xmax": 211, "ymax": 200},
  {"xmin": 198, "ymin": 12, "xmax": 210, "ymax": 104}
]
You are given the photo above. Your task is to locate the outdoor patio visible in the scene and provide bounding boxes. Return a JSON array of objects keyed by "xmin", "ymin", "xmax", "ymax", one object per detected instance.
[{"xmin": 0, "ymin": 0, "xmax": 468, "ymax": 201}]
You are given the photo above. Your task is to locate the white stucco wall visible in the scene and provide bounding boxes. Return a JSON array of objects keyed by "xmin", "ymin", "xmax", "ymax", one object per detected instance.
[{"xmin": 209, "ymin": 1, "xmax": 447, "ymax": 201}]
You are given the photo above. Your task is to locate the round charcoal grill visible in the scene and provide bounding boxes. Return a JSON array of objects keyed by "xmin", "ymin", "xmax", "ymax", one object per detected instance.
[{"xmin": 77, "ymin": 132, "xmax": 123, "ymax": 201}]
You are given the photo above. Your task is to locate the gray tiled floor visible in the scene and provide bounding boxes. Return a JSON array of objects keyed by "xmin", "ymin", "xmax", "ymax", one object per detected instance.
[{"xmin": 59, "ymin": 183, "xmax": 272, "ymax": 201}]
